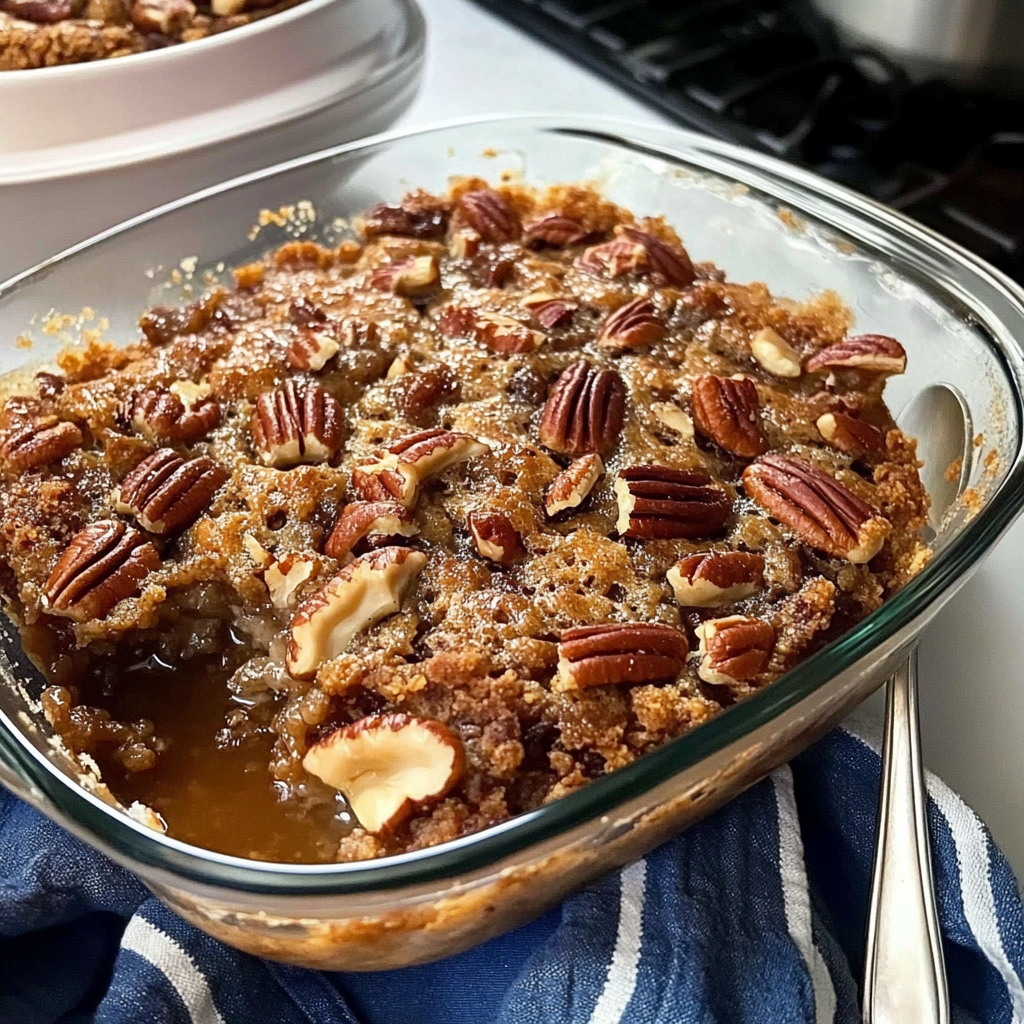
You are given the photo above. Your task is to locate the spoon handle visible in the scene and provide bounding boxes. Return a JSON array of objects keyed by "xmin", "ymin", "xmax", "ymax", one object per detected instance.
[{"xmin": 863, "ymin": 647, "xmax": 949, "ymax": 1024}]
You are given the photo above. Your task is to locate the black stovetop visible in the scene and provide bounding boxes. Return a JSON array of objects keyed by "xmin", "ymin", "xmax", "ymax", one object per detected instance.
[{"xmin": 470, "ymin": 0, "xmax": 1024, "ymax": 284}]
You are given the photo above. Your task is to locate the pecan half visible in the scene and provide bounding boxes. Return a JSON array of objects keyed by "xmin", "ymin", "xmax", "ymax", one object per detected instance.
[
  {"xmin": 352, "ymin": 428, "xmax": 490, "ymax": 508},
  {"xmin": 42, "ymin": 521, "xmax": 160, "ymax": 622},
  {"xmin": 455, "ymin": 189, "xmax": 521, "ymax": 243},
  {"xmin": 615, "ymin": 466, "xmax": 731, "ymax": 540},
  {"xmin": 395, "ymin": 366, "xmax": 460, "ymax": 422},
  {"xmin": 362, "ymin": 191, "xmax": 450, "ymax": 240},
  {"xmin": 467, "ymin": 510, "xmax": 524, "ymax": 566},
  {"xmin": 437, "ymin": 306, "xmax": 545, "ymax": 355},
  {"xmin": 691, "ymin": 374, "xmax": 768, "ymax": 458},
  {"xmin": 555, "ymin": 622, "xmax": 688, "ymax": 691},
  {"xmin": 369, "ymin": 256, "xmax": 440, "ymax": 297},
  {"xmin": 695, "ymin": 615, "xmax": 775, "ymax": 686},
  {"xmin": 0, "ymin": 417, "xmax": 82, "ymax": 473},
  {"xmin": 742, "ymin": 453, "xmax": 891, "ymax": 562},
  {"xmin": 750, "ymin": 327, "xmax": 801, "ymax": 378},
  {"xmin": 119, "ymin": 385, "xmax": 221, "ymax": 445},
  {"xmin": 538, "ymin": 361, "xmax": 625, "ymax": 457},
  {"xmin": 545, "ymin": 453, "xmax": 604, "ymax": 516},
  {"xmin": 524, "ymin": 215, "xmax": 589, "ymax": 249},
  {"xmin": 597, "ymin": 298, "xmax": 666, "ymax": 350},
  {"xmin": 667, "ymin": 551, "xmax": 765, "ymax": 607},
  {"xmin": 303, "ymin": 713, "xmax": 463, "ymax": 833},
  {"xmin": 114, "ymin": 449, "xmax": 227, "ymax": 534},
  {"xmin": 816, "ymin": 411, "xmax": 886, "ymax": 458},
  {"xmin": 522, "ymin": 292, "xmax": 576, "ymax": 329},
  {"xmin": 250, "ymin": 380, "xmax": 344, "ymax": 468},
  {"xmin": 617, "ymin": 226, "xmax": 695, "ymax": 287},
  {"xmin": 325, "ymin": 501, "xmax": 418, "ymax": 561},
  {"xmin": 805, "ymin": 334, "xmax": 907, "ymax": 375},
  {"xmin": 577, "ymin": 237, "xmax": 649, "ymax": 279},
  {"xmin": 286, "ymin": 547, "xmax": 427, "ymax": 679}
]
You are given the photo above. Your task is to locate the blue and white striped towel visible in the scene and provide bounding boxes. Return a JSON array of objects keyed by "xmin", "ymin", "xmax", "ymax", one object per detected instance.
[{"xmin": 2, "ymin": 706, "xmax": 1023, "ymax": 1024}]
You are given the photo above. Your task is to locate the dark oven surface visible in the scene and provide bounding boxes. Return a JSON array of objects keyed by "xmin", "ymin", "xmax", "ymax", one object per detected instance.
[{"xmin": 470, "ymin": 0, "xmax": 1024, "ymax": 284}]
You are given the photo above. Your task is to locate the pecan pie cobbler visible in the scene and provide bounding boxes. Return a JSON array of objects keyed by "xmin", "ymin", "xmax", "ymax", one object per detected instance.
[
  {"xmin": 0, "ymin": 0, "xmax": 306, "ymax": 70},
  {"xmin": 0, "ymin": 180, "xmax": 929, "ymax": 863}
]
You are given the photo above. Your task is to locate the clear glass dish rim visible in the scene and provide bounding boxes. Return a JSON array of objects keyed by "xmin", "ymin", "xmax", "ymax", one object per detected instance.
[{"xmin": 2, "ymin": 113, "xmax": 1024, "ymax": 896}]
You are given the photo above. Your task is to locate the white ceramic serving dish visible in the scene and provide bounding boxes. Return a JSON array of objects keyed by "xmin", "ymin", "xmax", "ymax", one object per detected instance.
[{"xmin": 0, "ymin": 0, "xmax": 425, "ymax": 282}]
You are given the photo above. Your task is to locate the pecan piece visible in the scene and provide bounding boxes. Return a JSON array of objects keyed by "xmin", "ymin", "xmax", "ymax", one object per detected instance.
[
  {"xmin": 651, "ymin": 402, "xmax": 694, "ymax": 439},
  {"xmin": 0, "ymin": 417, "xmax": 82, "ymax": 473},
  {"xmin": 597, "ymin": 298, "xmax": 666, "ymax": 351},
  {"xmin": 130, "ymin": 0, "xmax": 194, "ymax": 35},
  {"xmin": 303, "ymin": 714, "xmax": 463, "ymax": 833},
  {"xmin": 555, "ymin": 622, "xmax": 688, "ymax": 691},
  {"xmin": 523, "ymin": 215, "xmax": 589, "ymax": 249},
  {"xmin": 750, "ymin": 327, "xmax": 801, "ymax": 378},
  {"xmin": 114, "ymin": 449, "xmax": 227, "ymax": 534},
  {"xmin": 742, "ymin": 453, "xmax": 891, "ymax": 563},
  {"xmin": 691, "ymin": 374, "xmax": 768, "ymax": 458},
  {"xmin": 467, "ymin": 510, "xmax": 524, "ymax": 566},
  {"xmin": 42, "ymin": 521, "xmax": 160, "ymax": 622},
  {"xmin": 437, "ymin": 306, "xmax": 545, "ymax": 355},
  {"xmin": 577, "ymin": 236, "xmax": 649, "ymax": 278},
  {"xmin": 119, "ymin": 384, "xmax": 221, "ymax": 445},
  {"xmin": 667, "ymin": 551, "xmax": 765, "ymax": 607},
  {"xmin": 618, "ymin": 226, "xmax": 695, "ymax": 287},
  {"xmin": 265, "ymin": 555, "xmax": 317, "ymax": 610},
  {"xmin": 325, "ymin": 501, "xmax": 418, "ymax": 561},
  {"xmin": 138, "ymin": 289, "xmax": 226, "ymax": 346},
  {"xmin": 286, "ymin": 547, "xmax": 427, "ymax": 679},
  {"xmin": 527, "ymin": 298, "xmax": 576, "ymax": 329},
  {"xmin": 286, "ymin": 328, "xmax": 340, "ymax": 372},
  {"xmin": 538, "ymin": 361, "xmax": 625, "ymax": 457},
  {"xmin": 250, "ymin": 380, "xmax": 344, "ymax": 468},
  {"xmin": 455, "ymin": 189, "xmax": 521, "ymax": 243},
  {"xmin": 362, "ymin": 191, "xmax": 450, "ymax": 240},
  {"xmin": 805, "ymin": 334, "xmax": 907, "ymax": 375},
  {"xmin": 816, "ymin": 411, "xmax": 886, "ymax": 458},
  {"xmin": 288, "ymin": 298, "xmax": 327, "ymax": 327},
  {"xmin": 545, "ymin": 453, "xmax": 604, "ymax": 516},
  {"xmin": 352, "ymin": 428, "xmax": 490, "ymax": 508},
  {"xmin": 0, "ymin": 0, "xmax": 81, "ymax": 22},
  {"xmin": 369, "ymin": 256, "xmax": 440, "ymax": 297},
  {"xmin": 394, "ymin": 366, "xmax": 460, "ymax": 422},
  {"xmin": 615, "ymin": 466, "xmax": 731, "ymax": 540},
  {"xmin": 696, "ymin": 615, "xmax": 775, "ymax": 686}
]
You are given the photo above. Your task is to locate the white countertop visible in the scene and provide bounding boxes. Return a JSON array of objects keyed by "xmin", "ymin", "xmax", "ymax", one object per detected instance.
[{"xmin": 401, "ymin": 0, "xmax": 1024, "ymax": 879}]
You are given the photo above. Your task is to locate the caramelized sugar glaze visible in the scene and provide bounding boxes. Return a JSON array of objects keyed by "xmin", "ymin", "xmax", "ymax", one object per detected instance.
[{"xmin": 0, "ymin": 181, "xmax": 929, "ymax": 863}]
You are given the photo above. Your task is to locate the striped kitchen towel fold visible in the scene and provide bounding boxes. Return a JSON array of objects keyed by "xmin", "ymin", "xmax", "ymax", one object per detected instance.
[{"xmin": 2, "ymin": 708, "xmax": 1023, "ymax": 1024}]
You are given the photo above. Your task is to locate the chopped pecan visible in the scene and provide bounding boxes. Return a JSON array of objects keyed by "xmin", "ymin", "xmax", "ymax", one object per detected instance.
[
  {"xmin": 42, "ymin": 521, "xmax": 160, "ymax": 622},
  {"xmin": 667, "ymin": 551, "xmax": 765, "ymax": 607},
  {"xmin": 555, "ymin": 622, "xmax": 688, "ymax": 691},
  {"xmin": 750, "ymin": 327, "xmax": 801, "ymax": 378},
  {"xmin": 615, "ymin": 466, "xmax": 731, "ymax": 540},
  {"xmin": 114, "ymin": 449, "xmax": 227, "ymax": 534},
  {"xmin": 524, "ymin": 215, "xmax": 589, "ymax": 249},
  {"xmin": 691, "ymin": 374, "xmax": 768, "ymax": 458},
  {"xmin": 395, "ymin": 366, "xmax": 460, "ymax": 422},
  {"xmin": 538, "ymin": 361, "xmax": 625, "ymax": 457},
  {"xmin": 35, "ymin": 372, "xmax": 66, "ymax": 400},
  {"xmin": 362, "ymin": 191, "xmax": 450, "ymax": 240},
  {"xmin": 696, "ymin": 615, "xmax": 775, "ymax": 686},
  {"xmin": 369, "ymin": 256, "xmax": 440, "ymax": 297},
  {"xmin": 119, "ymin": 385, "xmax": 221, "ymax": 445},
  {"xmin": 303, "ymin": 713, "xmax": 463, "ymax": 833},
  {"xmin": 0, "ymin": 0, "xmax": 81, "ymax": 22},
  {"xmin": 138, "ymin": 289, "xmax": 226, "ymax": 346},
  {"xmin": 250, "ymin": 380, "xmax": 344, "ymax": 468},
  {"xmin": 467, "ymin": 510, "xmax": 523, "ymax": 566},
  {"xmin": 597, "ymin": 297, "xmax": 666, "ymax": 350},
  {"xmin": 286, "ymin": 328, "xmax": 340, "ymax": 372},
  {"xmin": 577, "ymin": 237, "xmax": 648, "ymax": 278},
  {"xmin": 437, "ymin": 306, "xmax": 545, "ymax": 355},
  {"xmin": 805, "ymin": 334, "xmax": 907, "ymax": 375},
  {"xmin": 742, "ymin": 453, "xmax": 891, "ymax": 562},
  {"xmin": 130, "ymin": 0, "xmax": 194, "ymax": 35},
  {"xmin": 455, "ymin": 189, "xmax": 521, "ymax": 243},
  {"xmin": 0, "ymin": 417, "xmax": 82, "ymax": 473},
  {"xmin": 545, "ymin": 453, "xmax": 604, "ymax": 515},
  {"xmin": 816, "ymin": 411, "xmax": 886, "ymax": 458},
  {"xmin": 288, "ymin": 298, "xmax": 327, "ymax": 327},
  {"xmin": 617, "ymin": 226, "xmax": 695, "ymax": 287},
  {"xmin": 286, "ymin": 547, "xmax": 427, "ymax": 679},
  {"xmin": 651, "ymin": 402, "xmax": 694, "ymax": 439},
  {"xmin": 325, "ymin": 501, "xmax": 418, "ymax": 561},
  {"xmin": 522, "ymin": 291, "xmax": 577, "ymax": 329},
  {"xmin": 352, "ymin": 428, "xmax": 490, "ymax": 508},
  {"xmin": 265, "ymin": 555, "xmax": 317, "ymax": 610}
]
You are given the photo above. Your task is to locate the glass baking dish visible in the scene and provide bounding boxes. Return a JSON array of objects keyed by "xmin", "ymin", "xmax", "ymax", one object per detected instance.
[{"xmin": 1, "ymin": 115, "xmax": 1023, "ymax": 971}]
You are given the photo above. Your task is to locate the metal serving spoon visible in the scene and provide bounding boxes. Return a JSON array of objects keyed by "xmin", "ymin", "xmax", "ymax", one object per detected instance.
[{"xmin": 862, "ymin": 383, "xmax": 971, "ymax": 1024}]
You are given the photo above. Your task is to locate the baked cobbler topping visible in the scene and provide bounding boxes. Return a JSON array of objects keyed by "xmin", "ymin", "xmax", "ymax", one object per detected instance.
[{"xmin": 0, "ymin": 179, "xmax": 929, "ymax": 863}]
